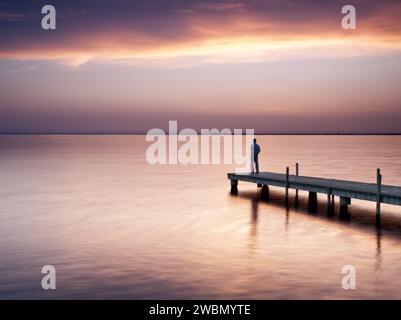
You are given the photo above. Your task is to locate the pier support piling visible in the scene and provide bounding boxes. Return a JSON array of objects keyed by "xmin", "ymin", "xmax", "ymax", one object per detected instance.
[
  {"xmin": 327, "ymin": 189, "xmax": 334, "ymax": 215},
  {"xmin": 295, "ymin": 163, "xmax": 299, "ymax": 207},
  {"xmin": 295, "ymin": 162, "xmax": 299, "ymax": 199},
  {"xmin": 376, "ymin": 169, "xmax": 382, "ymax": 226},
  {"xmin": 230, "ymin": 179, "xmax": 238, "ymax": 195},
  {"xmin": 261, "ymin": 185, "xmax": 269, "ymax": 200},
  {"xmin": 285, "ymin": 167, "xmax": 289, "ymax": 205},
  {"xmin": 340, "ymin": 196, "xmax": 351, "ymax": 217},
  {"xmin": 308, "ymin": 191, "xmax": 317, "ymax": 211}
]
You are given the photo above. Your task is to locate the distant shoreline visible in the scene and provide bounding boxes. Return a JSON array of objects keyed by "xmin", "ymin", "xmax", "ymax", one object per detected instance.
[{"xmin": 1, "ymin": 133, "xmax": 401, "ymax": 136}]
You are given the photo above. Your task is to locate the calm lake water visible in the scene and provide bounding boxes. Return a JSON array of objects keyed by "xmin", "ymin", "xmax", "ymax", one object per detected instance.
[{"xmin": 1, "ymin": 135, "xmax": 401, "ymax": 299}]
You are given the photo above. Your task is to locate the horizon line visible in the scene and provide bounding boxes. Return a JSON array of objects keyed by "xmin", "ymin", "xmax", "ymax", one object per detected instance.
[{"xmin": 1, "ymin": 132, "xmax": 401, "ymax": 136}]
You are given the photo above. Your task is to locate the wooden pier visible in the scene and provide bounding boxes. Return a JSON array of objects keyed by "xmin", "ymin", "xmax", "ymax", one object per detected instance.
[{"xmin": 228, "ymin": 166, "xmax": 401, "ymax": 225}]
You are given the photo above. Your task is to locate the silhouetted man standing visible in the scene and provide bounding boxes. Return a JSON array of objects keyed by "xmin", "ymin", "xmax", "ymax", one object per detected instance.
[{"xmin": 251, "ymin": 138, "xmax": 261, "ymax": 174}]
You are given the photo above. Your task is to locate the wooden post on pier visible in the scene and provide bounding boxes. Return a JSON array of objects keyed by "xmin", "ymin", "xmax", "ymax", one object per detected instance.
[
  {"xmin": 295, "ymin": 163, "xmax": 299, "ymax": 206},
  {"xmin": 376, "ymin": 168, "xmax": 382, "ymax": 225},
  {"xmin": 285, "ymin": 167, "xmax": 289, "ymax": 204}
]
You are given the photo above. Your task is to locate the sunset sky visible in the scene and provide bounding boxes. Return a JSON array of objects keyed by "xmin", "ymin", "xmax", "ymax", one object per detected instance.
[{"xmin": 0, "ymin": 0, "xmax": 400, "ymax": 133}]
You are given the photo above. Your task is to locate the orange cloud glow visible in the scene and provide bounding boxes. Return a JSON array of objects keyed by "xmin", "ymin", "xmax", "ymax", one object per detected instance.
[{"xmin": 0, "ymin": 1, "xmax": 400, "ymax": 67}]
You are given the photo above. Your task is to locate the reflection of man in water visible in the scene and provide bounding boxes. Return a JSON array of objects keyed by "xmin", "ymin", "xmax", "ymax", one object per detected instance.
[{"xmin": 251, "ymin": 138, "xmax": 261, "ymax": 174}]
